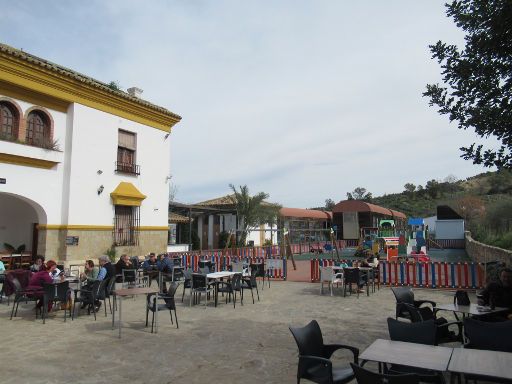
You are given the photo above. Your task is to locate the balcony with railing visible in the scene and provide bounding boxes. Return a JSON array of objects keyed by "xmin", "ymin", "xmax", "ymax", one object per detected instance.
[{"xmin": 115, "ymin": 161, "xmax": 140, "ymax": 175}]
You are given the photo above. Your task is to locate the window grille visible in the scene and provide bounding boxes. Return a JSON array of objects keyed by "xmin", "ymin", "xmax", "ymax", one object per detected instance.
[
  {"xmin": 113, "ymin": 205, "xmax": 140, "ymax": 246},
  {"xmin": 116, "ymin": 130, "xmax": 139, "ymax": 175}
]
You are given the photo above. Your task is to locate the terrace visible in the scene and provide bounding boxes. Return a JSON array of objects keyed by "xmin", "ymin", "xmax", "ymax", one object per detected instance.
[{"xmin": 1, "ymin": 280, "xmax": 478, "ymax": 383}]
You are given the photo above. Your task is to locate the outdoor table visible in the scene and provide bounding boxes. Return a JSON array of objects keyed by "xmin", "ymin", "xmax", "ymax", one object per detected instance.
[
  {"xmin": 207, "ymin": 271, "xmax": 241, "ymax": 307},
  {"xmin": 112, "ymin": 286, "xmax": 159, "ymax": 338},
  {"xmin": 435, "ymin": 303, "xmax": 509, "ymax": 319},
  {"xmin": 360, "ymin": 339, "xmax": 453, "ymax": 372},
  {"xmin": 448, "ymin": 347, "xmax": 512, "ymax": 382}
]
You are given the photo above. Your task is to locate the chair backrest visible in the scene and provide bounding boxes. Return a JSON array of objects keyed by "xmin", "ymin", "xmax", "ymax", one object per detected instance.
[
  {"xmin": 231, "ymin": 262, "xmax": 244, "ymax": 273},
  {"xmin": 320, "ymin": 267, "xmax": 334, "ymax": 282},
  {"xmin": 231, "ymin": 273, "xmax": 242, "ymax": 290},
  {"xmin": 96, "ymin": 278, "xmax": 110, "ymax": 300},
  {"xmin": 391, "ymin": 286, "xmax": 414, "ymax": 305},
  {"xmin": 343, "ymin": 268, "xmax": 360, "ymax": 283},
  {"xmin": 387, "ymin": 317, "xmax": 437, "ymax": 345},
  {"xmin": 130, "ymin": 257, "xmax": 140, "ymax": 270},
  {"xmin": 122, "ymin": 269, "xmax": 136, "ymax": 283},
  {"xmin": 43, "ymin": 281, "xmax": 70, "ymax": 301},
  {"xmin": 168, "ymin": 281, "xmax": 180, "ymax": 297},
  {"xmin": 191, "ymin": 273, "xmax": 207, "ymax": 289},
  {"xmin": 106, "ymin": 276, "xmax": 116, "ymax": 296},
  {"xmin": 172, "ymin": 267, "xmax": 184, "ymax": 281},
  {"xmin": 400, "ymin": 303, "xmax": 424, "ymax": 323},
  {"xmin": 350, "ymin": 363, "xmax": 419, "ymax": 384},
  {"xmin": 198, "ymin": 266, "xmax": 210, "ymax": 274},
  {"xmin": 289, "ymin": 319, "xmax": 325, "ymax": 358},
  {"xmin": 464, "ymin": 318, "xmax": 512, "ymax": 352},
  {"xmin": 454, "ymin": 290, "xmax": 470, "ymax": 306},
  {"xmin": 250, "ymin": 263, "xmax": 265, "ymax": 277}
]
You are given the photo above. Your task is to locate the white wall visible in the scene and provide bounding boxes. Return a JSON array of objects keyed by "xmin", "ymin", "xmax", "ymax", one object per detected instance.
[
  {"xmin": 435, "ymin": 220, "xmax": 465, "ymax": 239},
  {"xmin": 0, "ymin": 95, "xmax": 68, "ymax": 223},
  {"xmin": 66, "ymin": 103, "xmax": 171, "ymax": 226}
]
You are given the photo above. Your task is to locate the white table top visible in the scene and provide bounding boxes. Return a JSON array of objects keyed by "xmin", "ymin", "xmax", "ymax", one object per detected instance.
[
  {"xmin": 449, "ymin": 347, "xmax": 512, "ymax": 380},
  {"xmin": 436, "ymin": 303, "xmax": 509, "ymax": 316},
  {"xmin": 360, "ymin": 339, "xmax": 453, "ymax": 371},
  {"xmin": 207, "ymin": 271, "xmax": 240, "ymax": 279}
]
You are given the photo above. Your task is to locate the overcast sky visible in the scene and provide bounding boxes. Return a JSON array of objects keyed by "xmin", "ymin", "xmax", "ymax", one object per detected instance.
[{"xmin": 1, "ymin": 1, "xmax": 495, "ymax": 208}]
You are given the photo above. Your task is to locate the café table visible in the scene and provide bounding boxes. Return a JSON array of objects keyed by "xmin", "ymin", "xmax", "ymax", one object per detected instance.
[
  {"xmin": 207, "ymin": 271, "xmax": 242, "ymax": 307},
  {"xmin": 435, "ymin": 303, "xmax": 509, "ymax": 320},
  {"xmin": 448, "ymin": 347, "xmax": 512, "ymax": 382},
  {"xmin": 360, "ymin": 339, "xmax": 453, "ymax": 372},
  {"xmin": 112, "ymin": 286, "xmax": 159, "ymax": 338}
]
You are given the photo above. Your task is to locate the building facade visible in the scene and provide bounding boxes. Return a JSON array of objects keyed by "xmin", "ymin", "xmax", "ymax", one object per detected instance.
[{"xmin": 0, "ymin": 43, "xmax": 181, "ymax": 264}]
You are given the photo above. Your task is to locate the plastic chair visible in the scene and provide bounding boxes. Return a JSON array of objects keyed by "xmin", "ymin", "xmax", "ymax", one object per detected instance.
[
  {"xmin": 42, "ymin": 281, "xmax": 71, "ymax": 324},
  {"xmin": 343, "ymin": 268, "xmax": 368, "ymax": 298},
  {"xmin": 241, "ymin": 268, "xmax": 259, "ymax": 303},
  {"xmin": 289, "ymin": 320, "xmax": 359, "ymax": 384},
  {"xmin": 72, "ymin": 280, "xmax": 100, "ymax": 320},
  {"xmin": 181, "ymin": 268, "xmax": 193, "ymax": 303},
  {"xmin": 190, "ymin": 273, "xmax": 214, "ymax": 308},
  {"xmin": 216, "ymin": 273, "xmax": 242, "ymax": 308},
  {"xmin": 320, "ymin": 267, "xmax": 343, "ymax": 296},
  {"xmin": 386, "ymin": 317, "xmax": 445, "ymax": 383},
  {"xmin": 350, "ymin": 363, "xmax": 419, "ymax": 384},
  {"xmin": 464, "ymin": 317, "xmax": 512, "ymax": 352},
  {"xmin": 9, "ymin": 277, "xmax": 40, "ymax": 319},
  {"xmin": 390, "ymin": 286, "xmax": 437, "ymax": 321},
  {"xmin": 122, "ymin": 269, "xmax": 137, "ymax": 288},
  {"xmin": 146, "ymin": 282, "xmax": 180, "ymax": 332}
]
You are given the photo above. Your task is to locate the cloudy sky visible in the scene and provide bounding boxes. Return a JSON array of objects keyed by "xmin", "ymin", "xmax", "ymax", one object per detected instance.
[{"xmin": 1, "ymin": 1, "xmax": 494, "ymax": 208}]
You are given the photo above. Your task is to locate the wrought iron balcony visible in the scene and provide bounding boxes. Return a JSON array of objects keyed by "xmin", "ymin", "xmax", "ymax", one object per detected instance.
[{"xmin": 115, "ymin": 161, "xmax": 140, "ymax": 175}]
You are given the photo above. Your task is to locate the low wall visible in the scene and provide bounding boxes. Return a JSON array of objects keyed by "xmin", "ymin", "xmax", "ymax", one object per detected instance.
[{"xmin": 465, "ymin": 231, "xmax": 512, "ymax": 267}]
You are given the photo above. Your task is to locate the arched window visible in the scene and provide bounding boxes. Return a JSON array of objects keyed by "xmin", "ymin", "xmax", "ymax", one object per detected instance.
[
  {"xmin": 0, "ymin": 101, "xmax": 19, "ymax": 141},
  {"xmin": 26, "ymin": 110, "xmax": 51, "ymax": 147}
]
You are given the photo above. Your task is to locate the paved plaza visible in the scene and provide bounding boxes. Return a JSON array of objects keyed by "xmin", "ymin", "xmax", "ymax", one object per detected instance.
[{"xmin": 1, "ymin": 281, "xmax": 462, "ymax": 384}]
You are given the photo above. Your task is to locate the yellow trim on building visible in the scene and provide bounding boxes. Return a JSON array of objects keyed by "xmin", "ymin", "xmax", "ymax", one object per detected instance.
[
  {"xmin": 110, "ymin": 182, "xmax": 147, "ymax": 206},
  {"xmin": 139, "ymin": 226, "xmax": 169, "ymax": 231},
  {"xmin": 0, "ymin": 80, "xmax": 69, "ymax": 112},
  {"xmin": 0, "ymin": 153, "xmax": 59, "ymax": 169},
  {"xmin": 38, "ymin": 225, "xmax": 114, "ymax": 231},
  {"xmin": 0, "ymin": 48, "xmax": 181, "ymax": 132}
]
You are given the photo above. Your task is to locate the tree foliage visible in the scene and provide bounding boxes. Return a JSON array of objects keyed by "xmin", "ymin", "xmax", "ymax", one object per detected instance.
[
  {"xmin": 424, "ymin": 0, "xmax": 512, "ymax": 169},
  {"xmin": 229, "ymin": 184, "xmax": 280, "ymax": 246},
  {"xmin": 325, "ymin": 198, "xmax": 336, "ymax": 210},
  {"xmin": 347, "ymin": 187, "xmax": 372, "ymax": 201}
]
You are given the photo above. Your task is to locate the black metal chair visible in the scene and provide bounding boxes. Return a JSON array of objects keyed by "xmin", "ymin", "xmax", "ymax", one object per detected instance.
[
  {"xmin": 190, "ymin": 273, "xmax": 214, "ymax": 307},
  {"xmin": 42, "ymin": 281, "xmax": 71, "ymax": 323},
  {"xmin": 146, "ymin": 282, "xmax": 180, "ymax": 333},
  {"xmin": 343, "ymin": 268, "xmax": 368, "ymax": 298},
  {"xmin": 464, "ymin": 317, "xmax": 512, "ymax": 352},
  {"xmin": 390, "ymin": 286, "xmax": 437, "ymax": 321},
  {"xmin": 122, "ymin": 269, "xmax": 137, "ymax": 288},
  {"xmin": 289, "ymin": 320, "xmax": 359, "ymax": 384},
  {"xmin": 181, "ymin": 268, "xmax": 193, "ymax": 303},
  {"xmin": 350, "ymin": 363, "xmax": 419, "ymax": 384},
  {"xmin": 72, "ymin": 280, "xmax": 100, "ymax": 320},
  {"xmin": 241, "ymin": 268, "xmax": 259, "ymax": 303},
  {"xmin": 386, "ymin": 317, "xmax": 444, "ymax": 383},
  {"xmin": 9, "ymin": 277, "xmax": 40, "ymax": 319},
  {"xmin": 216, "ymin": 273, "xmax": 242, "ymax": 308},
  {"xmin": 250, "ymin": 263, "xmax": 268, "ymax": 289},
  {"xmin": 401, "ymin": 303, "xmax": 463, "ymax": 345}
]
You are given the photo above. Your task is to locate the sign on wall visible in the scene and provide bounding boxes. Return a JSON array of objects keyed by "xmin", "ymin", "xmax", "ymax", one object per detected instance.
[
  {"xmin": 66, "ymin": 236, "xmax": 79, "ymax": 246},
  {"xmin": 0, "ymin": 178, "xmax": 6, "ymax": 184}
]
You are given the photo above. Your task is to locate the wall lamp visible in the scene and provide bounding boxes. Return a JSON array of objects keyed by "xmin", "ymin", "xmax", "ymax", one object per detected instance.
[
  {"xmin": 97, "ymin": 170, "xmax": 103, "ymax": 175},
  {"xmin": 97, "ymin": 185, "xmax": 104, "ymax": 195}
]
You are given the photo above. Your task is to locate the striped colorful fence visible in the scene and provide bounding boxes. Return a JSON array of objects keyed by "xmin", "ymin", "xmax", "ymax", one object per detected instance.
[
  {"xmin": 310, "ymin": 259, "xmax": 485, "ymax": 289},
  {"xmin": 174, "ymin": 253, "xmax": 287, "ymax": 280},
  {"xmin": 379, "ymin": 261, "xmax": 484, "ymax": 289}
]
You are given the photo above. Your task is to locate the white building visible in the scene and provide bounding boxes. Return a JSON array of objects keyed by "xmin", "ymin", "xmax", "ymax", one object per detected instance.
[{"xmin": 0, "ymin": 43, "xmax": 181, "ymax": 264}]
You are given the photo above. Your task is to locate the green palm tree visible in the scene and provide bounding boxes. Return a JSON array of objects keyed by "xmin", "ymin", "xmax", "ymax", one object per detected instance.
[{"xmin": 229, "ymin": 184, "xmax": 280, "ymax": 246}]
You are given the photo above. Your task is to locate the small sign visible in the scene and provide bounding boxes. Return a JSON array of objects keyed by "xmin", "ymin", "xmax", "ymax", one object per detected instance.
[
  {"xmin": 0, "ymin": 178, "xmax": 5, "ymax": 184},
  {"xmin": 66, "ymin": 236, "xmax": 79, "ymax": 246}
]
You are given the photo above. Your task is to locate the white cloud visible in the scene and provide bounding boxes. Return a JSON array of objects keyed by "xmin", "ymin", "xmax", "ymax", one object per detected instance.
[{"xmin": 0, "ymin": 0, "xmax": 492, "ymax": 208}]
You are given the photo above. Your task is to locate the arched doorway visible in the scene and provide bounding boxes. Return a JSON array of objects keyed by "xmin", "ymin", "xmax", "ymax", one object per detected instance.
[{"xmin": 0, "ymin": 193, "xmax": 47, "ymax": 256}]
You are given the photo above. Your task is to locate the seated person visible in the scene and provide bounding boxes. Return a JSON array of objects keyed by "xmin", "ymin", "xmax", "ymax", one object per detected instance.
[
  {"xmin": 480, "ymin": 267, "xmax": 512, "ymax": 320},
  {"xmin": 30, "ymin": 255, "xmax": 45, "ymax": 272},
  {"xmin": 26, "ymin": 260, "xmax": 65, "ymax": 312},
  {"xmin": 115, "ymin": 254, "xmax": 135, "ymax": 283},
  {"xmin": 0, "ymin": 259, "xmax": 4, "ymax": 284},
  {"xmin": 142, "ymin": 253, "xmax": 160, "ymax": 287},
  {"xmin": 80, "ymin": 260, "xmax": 99, "ymax": 283}
]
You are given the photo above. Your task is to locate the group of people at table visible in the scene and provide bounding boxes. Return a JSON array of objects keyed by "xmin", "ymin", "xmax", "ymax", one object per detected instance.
[{"xmin": 9, "ymin": 252, "xmax": 179, "ymax": 314}]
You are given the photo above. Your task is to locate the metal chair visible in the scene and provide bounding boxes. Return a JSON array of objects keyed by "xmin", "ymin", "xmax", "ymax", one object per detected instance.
[
  {"xmin": 216, "ymin": 273, "xmax": 242, "ymax": 308},
  {"xmin": 241, "ymin": 268, "xmax": 259, "ymax": 303},
  {"xmin": 42, "ymin": 281, "xmax": 71, "ymax": 323},
  {"xmin": 9, "ymin": 277, "xmax": 40, "ymax": 319},
  {"xmin": 72, "ymin": 280, "xmax": 100, "ymax": 320},
  {"xmin": 390, "ymin": 286, "xmax": 437, "ymax": 321},
  {"xmin": 289, "ymin": 320, "xmax": 359, "ymax": 384},
  {"xmin": 350, "ymin": 363, "xmax": 419, "ymax": 384},
  {"xmin": 190, "ymin": 273, "xmax": 214, "ymax": 308},
  {"xmin": 343, "ymin": 268, "xmax": 368, "ymax": 298},
  {"xmin": 146, "ymin": 282, "xmax": 180, "ymax": 332}
]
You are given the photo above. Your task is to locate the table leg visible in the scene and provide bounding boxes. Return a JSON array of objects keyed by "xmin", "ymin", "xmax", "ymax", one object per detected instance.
[
  {"xmin": 118, "ymin": 295, "xmax": 122, "ymax": 339},
  {"xmin": 111, "ymin": 294, "xmax": 116, "ymax": 330},
  {"xmin": 154, "ymin": 294, "xmax": 158, "ymax": 334}
]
